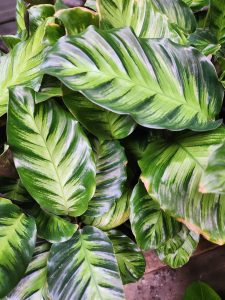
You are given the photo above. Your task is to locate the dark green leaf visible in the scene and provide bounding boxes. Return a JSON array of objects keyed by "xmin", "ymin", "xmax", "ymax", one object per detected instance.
[
  {"xmin": 183, "ymin": 281, "xmax": 221, "ymax": 300},
  {"xmin": 0, "ymin": 177, "xmax": 32, "ymax": 202},
  {"xmin": 0, "ymin": 198, "xmax": 36, "ymax": 298},
  {"xmin": 7, "ymin": 86, "xmax": 96, "ymax": 217},
  {"xmin": 43, "ymin": 26, "xmax": 223, "ymax": 131},
  {"xmin": 107, "ymin": 229, "xmax": 146, "ymax": 284},
  {"xmin": 28, "ymin": 4, "xmax": 55, "ymax": 34},
  {"xmin": 47, "ymin": 226, "xmax": 125, "ymax": 300},
  {"xmin": 1, "ymin": 35, "xmax": 21, "ymax": 50},
  {"xmin": 209, "ymin": 0, "xmax": 225, "ymax": 43}
]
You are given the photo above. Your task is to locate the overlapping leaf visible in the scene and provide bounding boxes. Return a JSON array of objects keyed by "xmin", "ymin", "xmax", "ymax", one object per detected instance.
[
  {"xmin": 108, "ymin": 230, "xmax": 146, "ymax": 284},
  {"xmin": 43, "ymin": 26, "xmax": 223, "ymax": 131},
  {"xmin": 0, "ymin": 18, "xmax": 62, "ymax": 117},
  {"xmin": 56, "ymin": 7, "xmax": 99, "ymax": 35},
  {"xmin": 47, "ymin": 226, "xmax": 125, "ymax": 300},
  {"xmin": 30, "ymin": 205, "xmax": 78, "ymax": 243},
  {"xmin": 28, "ymin": 4, "xmax": 55, "ymax": 34},
  {"xmin": 63, "ymin": 89, "xmax": 136, "ymax": 140},
  {"xmin": 84, "ymin": 139, "xmax": 127, "ymax": 217},
  {"xmin": 0, "ymin": 177, "xmax": 32, "ymax": 202},
  {"xmin": 0, "ymin": 198, "xmax": 36, "ymax": 298},
  {"xmin": 130, "ymin": 181, "xmax": 182, "ymax": 250},
  {"xmin": 7, "ymin": 86, "xmax": 96, "ymax": 217},
  {"xmin": 139, "ymin": 127, "xmax": 225, "ymax": 244},
  {"xmin": 82, "ymin": 188, "xmax": 130, "ymax": 230},
  {"xmin": 97, "ymin": 0, "xmax": 182, "ymax": 41},
  {"xmin": 7, "ymin": 241, "xmax": 50, "ymax": 300},
  {"xmin": 209, "ymin": 0, "xmax": 225, "ymax": 43},
  {"xmin": 157, "ymin": 227, "xmax": 199, "ymax": 268}
]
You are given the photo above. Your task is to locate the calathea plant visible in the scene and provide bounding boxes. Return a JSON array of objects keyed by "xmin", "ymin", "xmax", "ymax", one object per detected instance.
[{"xmin": 0, "ymin": 0, "xmax": 225, "ymax": 298}]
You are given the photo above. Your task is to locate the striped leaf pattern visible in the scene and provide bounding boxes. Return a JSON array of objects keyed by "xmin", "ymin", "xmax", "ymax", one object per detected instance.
[
  {"xmin": 63, "ymin": 89, "xmax": 136, "ymax": 140},
  {"xmin": 0, "ymin": 198, "xmax": 36, "ymax": 298},
  {"xmin": 82, "ymin": 188, "xmax": 130, "ymax": 230},
  {"xmin": 30, "ymin": 205, "xmax": 78, "ymax": 243},
  {"xmin": 7, "ymin": 241, "xmax": 50, "ymax": 300},
  {"xmin": 16, "ymin": 0, "xmax": 27, "ymax": 39},
  {"xmin": 7, "ymin": 86, "xmax": 96, "ymax": 217},
  {"xmin": 157, "ymin": 227, "xmax": 199, "ymax": 268},
  {"xmin": 130, "ymin": 182, "xmax": 182, "ymax": 250},
  {"xmin": 139, "ymin": 127, "xmax": 225, "ymax": 245},
  {"xmin": 84, "ymin": 139, "xmax": 127, "ymax": 217},
  {"xmin": 0, "ymin": 18, "xmax": 57, "ymax": 117},
  {"xmin": 107, "ymin": 230, "xmax": 146, "ymax": 284},
  {"xmin": 0, "ymin": 177, "xmax": 32, "ymax": 203},
  {"xmin": 47, "ymin": 226, "xmax": 125, "ymax": 300},
  {"xmin": 43, "ymin": 26, "xmax": 223, "ymax": 131},
  {"xmin": 200, "ymin": 141, "xmax": 225, "ymax": 194},
  {"xmin": 97, "ymin": 0, "xmax": 182, "ymax": 41},
  {"xmin": 209, "ymin": 0, "xmax": 225, "ymax": 43}
]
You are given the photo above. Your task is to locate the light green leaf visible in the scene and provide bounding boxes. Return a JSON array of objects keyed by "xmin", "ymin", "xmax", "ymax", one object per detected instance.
[
  {"xmin": 107, "ymin": 230, "xmax": 146, "ymax": 285},
  {"xmin": 182, "ymin": 0, "xmax": 209, "ymax": 8},
  {"xmin": 139, "ymin": 127, "xmax": 225, "ymax": 245},
  {"xmin": 28, "ymin": 4, "xmax": 55, "ymax": 34},
  {"xmin": 0, "ymin": 18, "xmax": 60, "ymax": 117},
  {"xmin": 6, "ymin": 241, "xmax": 50, "ymax": 300},
  {"xmin": 16, "ymin": 0, "xmax": 28, "ymax": 40},
  {"xmin": 56, "ymin": 7, "xmax": 99, "ymax": 35},
  {"xmin": 30, "ymin": 204, "xmax": 78, "ymax": 243},
  {"xmin": 188, "ymin": 29, "xmax": 221, "ymax": 56},
  {"xmin": 97, "ymin": 0, "xmax": 182, "ymax": 41},
  {"xmin": 43, "ymin": 26, "xmax": 223, "ymax": 131},
  {"xmin": 47, "ymin": 226, "xmax": 125, "ymax": 300},
  {"xmin": 157, "ymin": 226, "xmax": 199, "ymax": 268},
  {"xmin": 130, "ymin": 181, "xmax": 182, "ymax": 250},
  {"xmin": 183, "ymin": 281, "xmax": 221, "ymax": 300},
  {"xmin": 63, "ymin": 89, "xmax": 135, "ymax": 140},
  {"xmin": 0, "ymin": 177, "xmax": 32, "ymax": 203},
  {"xmin": 209, "ymin": 0, "xmax": 225, "ymax": 43},
  {"xmin": 85, "ymin": 139, "xmax": 127, "ymax": 217},
  {"xmin": 152, "ymin": 0, "xmax": 196, "ymax": 33},
  {"xmin": 200, "ymin": 141, "xmax": 225, "ymax": 194},
  {"xmin": 82, "ymin": 188, "xmax": 130, "ymax": 230},
  {"xmin": 7, "ymin": 86, "xmax": 96, "ymax": 217},
  {"xmin": 0, "ymin": 198, "xmax": 36, "ymax": 298},
  {"xmin": 85, "ymin": 0, "xmax": 96, "ymax": 10}
]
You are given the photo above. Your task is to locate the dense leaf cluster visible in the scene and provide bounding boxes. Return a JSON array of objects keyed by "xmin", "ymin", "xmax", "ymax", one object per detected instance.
[{"xmin": 0, "ymin": 0, "xmax": 225, "ymax": 299}]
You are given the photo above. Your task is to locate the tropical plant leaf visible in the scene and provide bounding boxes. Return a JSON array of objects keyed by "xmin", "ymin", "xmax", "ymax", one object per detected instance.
[
  {"xmin": 82, "ymin": 188, "xmax": 130, "ymax": 230},
  {"xmin": 107, "ymin": 229, "xmax": 146, "ymax": 284},
  {"xmin": 209, "ymin": 0, "xmax": 225, "ymax": 43},
  {"xmin": 183, "ymin": 281, "xmax": 221, "ymax": 300},
  {"xmin": 6, "ymin": 241, "xmax": 50, "ymax": 300},
  {"xmin": 188, "ymin": 29, "xmax": 221, "ymax": 56},
  {"xmin": 28, "ymin": 4, "xmax": 55, "ymax": 34},
  {"xmin": 0, "ymin": 198, "xmax": 36, "ymax": 298},
  {"xmin": 7, "ymin": 86, "xmax": 96, "ymax": 217},
  {"xmin": 97, "ymin": 0, "xmax": 182, "ymax": 41},
  {"xmin": 85, "ymin": 0, "xmax": 96, "ymax": 10},
  {"xmin": 152, "ymin": 0, "xmax": 196, "ymax": 33},
  {"xmin": 1, "ymin": 35, "xmax": 21, "ymax": 51},
  {"xmin": 0, "ymin": 18, "xmax": 62, "ymax": 117},
  {"xmin": 63, "ymin": 89, "xmax": 136, "ymax": 140},
  {"xmin": 84, "ymin": 139, "xmax": 127, "ymax": 217},
  {"xmin": 56, "ymin": 7, "xmax": 99, "ymax": 35},
  {"xmin": 47, "ymin": 226, "xmax": 125, "ymax": 300},
  {"xmin": 30, "ymin": 204, "xmax": 78, "ymax": 243},
  {"xmin": 157, "ymin": 226, "xmax": 199, "ymax": 268},
  {"xmin": 182, "ymin": 0, "xmax": 209, "ymax": 8},
  {"xmin": 35, "ymin": 75, "xmax": 62, "ymax": 104},
  {"xmin": 130, "ymin": 181, "xmax": 183, "ymax": 250},
  {"xmin": 200, "ymin": 141, "xmax": 225, "ymax": 194},
  {"xmin": 16, "ymin": 0, "xmax": 28, "ymax": 40},
  {"xmin": 0, "ymin": 177, "xmax": 32, "ymax": 203},
  {"xmin": 43, "ymin": 26, "xmax": 223, "ymax": 131},
  {"xmin": 139, "ymin": 127, "xmax": 225, "ymax": 245}
]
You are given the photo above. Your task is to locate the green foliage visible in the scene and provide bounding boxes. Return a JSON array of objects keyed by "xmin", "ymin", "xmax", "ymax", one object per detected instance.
[
  {"xmin": 183, "ymin": 281, "xmax": 221, "ymax": 300},
  {"xmin": 0, "ymin": 0, "xmax": 225, "ymax": 297}
]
